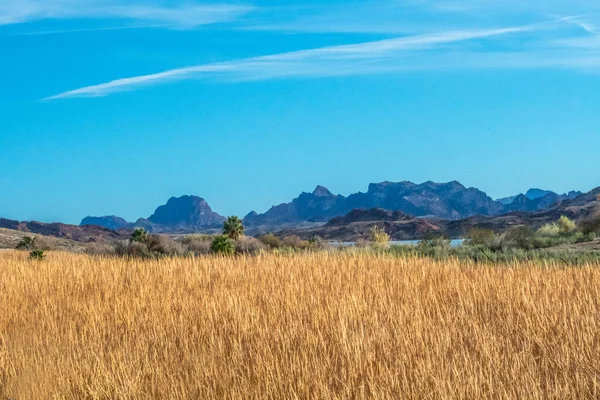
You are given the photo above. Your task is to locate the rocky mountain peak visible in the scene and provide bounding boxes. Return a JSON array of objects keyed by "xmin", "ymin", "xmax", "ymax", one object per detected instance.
[
  {"xmin": 80, "ymin": 215, "xmax": 130, "ymax": 231},
  {"xmin": 525, "ymin": 188, "xmax": 553, "ymax": 200},
  {"xmin": 148, "ymin": 195, "xmax": 225, "ymax": 227},
  {"xmin": 312, "ymin": 185, "xmax": 335, "ymax": 197}
]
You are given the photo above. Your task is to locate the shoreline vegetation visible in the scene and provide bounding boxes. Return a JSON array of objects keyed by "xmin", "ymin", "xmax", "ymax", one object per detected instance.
[{"xmin": 8, "ymin": 214, "xmax": 600, "ymax": 265}]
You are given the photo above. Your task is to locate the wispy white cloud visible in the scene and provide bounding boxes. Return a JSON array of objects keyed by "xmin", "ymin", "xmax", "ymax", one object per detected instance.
[
  {"xmin": 45, "ymin": 65, "xmax": 234, "ymax": 100},
  {"xmin": 44, "ymin": 21, "xmax": 557, "ymax": 100},
  {"xmin": 0, "ymin": 0, "xmax": 253, "ymax": 28},
  {"xmin": 564, "ymin": 16, "xmax": 598, "ymax": 35},
  {"xmin": 43, "ymin": 13, "xmax": 600, "ymax": 102},
  {"xmin": 419, "ymin": 0, "xmax": 600, "ymax": 15},
  {"xmin": 246, "ymin": 1, "xmax": 600, "ymax": 35}
]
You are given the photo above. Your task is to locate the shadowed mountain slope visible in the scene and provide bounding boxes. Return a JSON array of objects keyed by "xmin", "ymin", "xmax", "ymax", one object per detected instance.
[
  {"xmin": 245, "ymin": 181, "xmax": 503, "ymax": 228},
  {"xmin": 81, "ymin": 195, "xmax": 225, "ymax": 233}
]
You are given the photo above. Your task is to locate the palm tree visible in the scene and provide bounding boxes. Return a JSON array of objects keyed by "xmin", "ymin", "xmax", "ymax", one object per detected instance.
[
  {"xmin": 223, "ymin": 216, "xmax": 244, "ymax": 240},
  {"xmin": 16, "ymin": 236, "xmax": 37, "ymax": 250},
  {"xmin": 130, "ymin": 228, "xmax": 149, "ymax": 244}
]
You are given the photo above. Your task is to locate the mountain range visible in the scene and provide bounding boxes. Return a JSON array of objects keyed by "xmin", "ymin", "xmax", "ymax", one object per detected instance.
[
  {"xmin": 281, "ymin": 187, "xmax": 600, "ymax": 242},
  {"xmin": 79, "ymin": 181, "xmax": 583, "ymax": 234},
  {"xmin": 1, "ymin": 181, "xmax": 595, "ymax": 243}
]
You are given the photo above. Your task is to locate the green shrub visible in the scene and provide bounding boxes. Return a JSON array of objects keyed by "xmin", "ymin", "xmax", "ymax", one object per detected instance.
[
  {"xmin": 414, "ymin": 238, "xmax": 452, "ymax": 258},
  {"xmin": 504, "ymin": 227, "xmax": 534, "ymax": 250},
  {"xmin": 211, "ymin": 236, "xmax": 235, "ymax": 255},
  {"xmin": 29, "ymin": 250, "xmax": 46, "ymax": 261},
  {"xmin": 466, "ymin": 228, "xmax": 495, "ymax": 247},
  {"xmin": 586, "ymin": 232, "xmax": 597, "ymax": 241}
]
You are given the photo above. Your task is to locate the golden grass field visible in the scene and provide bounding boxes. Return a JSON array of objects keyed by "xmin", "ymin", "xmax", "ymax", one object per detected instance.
[{"xmin": 1, "ymin": 250, "xmax": 600, "ymax": 399}]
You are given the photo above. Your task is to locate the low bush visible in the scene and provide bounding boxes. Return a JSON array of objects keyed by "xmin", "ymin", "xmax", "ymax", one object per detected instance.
[
  {"xmin": 308, "ymin": 236, "xmax": 330, "ymax": 250},
  {"xmin": 579, "ymin": 214, "xmax": 600, "ymax": 235},
  {"xmin": 259, "ymin": 234, "xmax": 282, "ymax": 249},
  {"xmin": 416, "ymin": 238, "xmax": 452, "ymax": 257},
  {"xmin": 355, "ymin": 238, "xmax": 369, "ymax": 248},
  {"xmin": 181, "ymin": 235, "xmax": 212, "ymax": 255},
  {"xmin": 29, "ymin": 250, "xmax": 46, "ymax": 261},
  {"xmin": 181, "ymin": 234, "xmax": 212, "ymax": 244},
  {"xmin": 114, "ymin": 241, "xmax": 155, "ymax": 259},
  {"xmin": 463, "ymin": 216, "xmax": 595, "ymax": 253},
  {"xmin": 504, "ymin": 227, "xmax": 535, "ymax": 250},
  {"xmin": 85, "ymin": 242, "xmax": 117, "ymax": 257},
  {"xmin": 369, "ymin": 226, "xmax": 390, "ymax": 249},
  {"xmin": 110, "ymin": 231, "xmax": 185, "ymax": 259},
  {"xmin": 537, "ymin": 223, "xmax": 561, "ymax": 237},
  {"xmin": 235, "ymin": 237, "xmax": 266, "ymax": 255},
  {"xmin": 467, "ymin": 228, "xmax": 525, "ymax": 252},
  {"xmin": 283, "ymin": 235, "xmax": 311, "ymax": 250},
  {"xmin": 382, "ymin": 215, "xmax": 600, "ymax": 265},
  {"xmin": 387, "ymin": 240, "xmax": 600, "ymax": 265},
  {"xmin": 145, "ymin": 235, "xmax": 185, "ymax": 257},
  {"xmin": 466, "ymin": 228, "xmax": 495, "ymax": 247},
  {"xmin": 211, "ymin": 236, "xmax": 235, "ymax": 256},
  {"xmin": 558, "ymin": 216, "xmax": 577, "ymax": 234},
  {"xmin": 537, "ymin": 216, "xmax": 576, "ymax": 238}
]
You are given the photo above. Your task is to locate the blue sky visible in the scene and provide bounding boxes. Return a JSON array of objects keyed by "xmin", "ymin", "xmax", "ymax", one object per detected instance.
[{"xmin": 1, "ymin": 0, "xmax": 600, "ymax": 224}]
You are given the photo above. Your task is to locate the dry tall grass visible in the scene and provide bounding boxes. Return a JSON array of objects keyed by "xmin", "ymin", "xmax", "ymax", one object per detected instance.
[{"xmin": 1, "ymin": 251, "xmax": 600, "ymax": 399}]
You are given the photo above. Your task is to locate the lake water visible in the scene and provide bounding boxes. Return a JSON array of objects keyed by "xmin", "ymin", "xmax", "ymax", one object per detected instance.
[
  {"xmin": 392, "ymin": 239, "xmax": 465, "ymax": 247},
  {"xmin": 334, "ymin": 239, "xmax": 465, "ymax": 247}
]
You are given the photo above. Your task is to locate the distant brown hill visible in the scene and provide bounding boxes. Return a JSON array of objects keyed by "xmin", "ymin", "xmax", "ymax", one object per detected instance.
[
  {"xmin": 0, "ymin": 228, "xmax": 88, "ymax": 252},
  {"xmin": 325, "ymin": 209, "xmax": 415, "ymax": 227},
  {"xmin": 277, "ymin": 209, "xmax": 443, "ymax": 242},
  {"xmin": 0, "ymin": 218, "xmax": 126, "ymax": 243}
]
